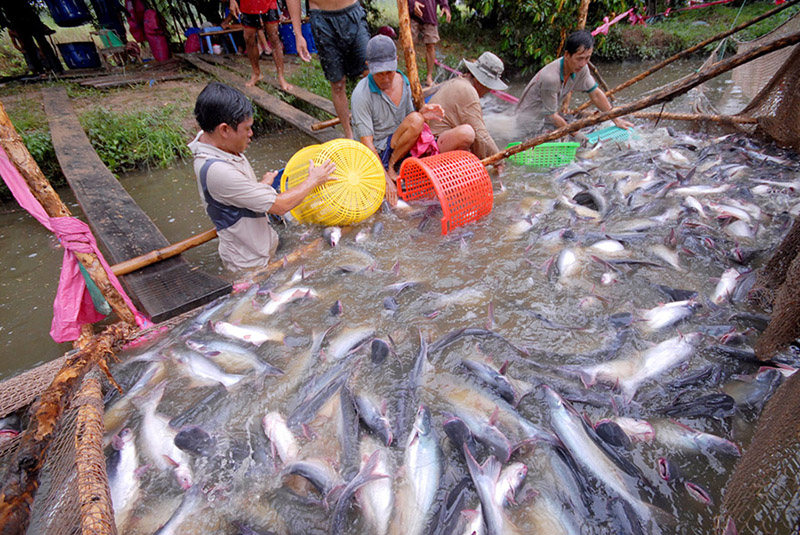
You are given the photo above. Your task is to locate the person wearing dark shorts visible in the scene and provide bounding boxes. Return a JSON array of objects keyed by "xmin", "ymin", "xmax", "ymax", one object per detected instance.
[
  {"xmin": 286, "ymin": 0, "xmax": 370, "ymax": 140},
  {"xmin": 230, "ymin": 0, "xmax": 292, "ymax": 90}
]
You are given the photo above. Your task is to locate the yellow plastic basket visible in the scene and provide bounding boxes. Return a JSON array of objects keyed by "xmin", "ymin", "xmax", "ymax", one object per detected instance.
[{"xmin": 281, "ymin": 139, "xmax": 386, "ymax": 226}]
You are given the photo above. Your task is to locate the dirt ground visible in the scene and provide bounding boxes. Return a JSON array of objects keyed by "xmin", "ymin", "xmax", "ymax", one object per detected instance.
[{"xmin": 1, "ymin": 54, "xmax": 308, "ymax": 133}]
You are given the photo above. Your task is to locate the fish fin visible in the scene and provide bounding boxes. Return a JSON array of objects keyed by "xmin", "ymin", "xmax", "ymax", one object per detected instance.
[
  {"xmin": 723, "ymin": 517, "xmax": 738, "ymax": 535},
  {"xmin": 498, "ymin": 360, "xmax": 510, "ymax": 375},
  {"xmin": 488, "ymin": 406, "xmax": 500, "ymax": 427},
  {"xmin": 134, "ymin": 464, "xmax": 150, "ymax": 478},
  {"xmin": 578, "ymin": 369, "xmax": 596, "ymax": 388}
]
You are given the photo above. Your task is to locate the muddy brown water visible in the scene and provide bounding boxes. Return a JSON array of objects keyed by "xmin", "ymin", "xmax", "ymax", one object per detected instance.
[
  {"xmin": 0, "ymin": 58, "xmax": 755, "ymax": 379},
  {"xmin": 0, "ymin": 58, "xmax": 797, "ymax": 534}
]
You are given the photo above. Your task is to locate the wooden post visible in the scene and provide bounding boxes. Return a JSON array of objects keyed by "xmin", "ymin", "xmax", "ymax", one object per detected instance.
[
  {"xmin": 588, "ymin": 61, "xmax": 613, "ymax": 98},
  {"xmin": 631, "ymin": 111, "xmax": 757, "ymax": 123},
  {"xmin": 0, "ymin": 322, "xmax": 135, "ymax": 535},
  {"xmin": 397, "ymin": 0, "xmax": 424, "ymax": 110},
  {"xmin": 572, "ymin": 0, "xmax": 800, "ymax": 113},
  {"xmin": 482, "ymin": 30, "xmax": 800, "ymax": 168},
  {"xmin": 577, "ymin": 0, "xmax": 591, "ymax": 30},
  {"xmin": 0, "ymin": 101, "xmax": 137, "ymax": 327}
]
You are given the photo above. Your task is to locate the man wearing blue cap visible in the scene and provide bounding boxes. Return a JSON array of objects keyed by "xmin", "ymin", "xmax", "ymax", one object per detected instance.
[{"xmin": 351, "ymin": 35, "xmax": 474, "ymax": 206}]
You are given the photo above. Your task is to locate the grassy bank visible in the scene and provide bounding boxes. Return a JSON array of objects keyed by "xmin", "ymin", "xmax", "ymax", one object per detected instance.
[
  {"xmin": 434, "ymin": 1, "xmax": 799, "ymax": 73},
  {"xmin": 0, "ymin": 80, "xmax": 199, "ymax": 200},
  {"xmin": 596, "ymin": 2, "xmax": 800, "ymax": 61}
]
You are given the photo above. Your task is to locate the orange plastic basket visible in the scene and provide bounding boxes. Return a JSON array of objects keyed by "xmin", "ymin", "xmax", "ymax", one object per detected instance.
[{"xmin": 397, "ymin": 150, "xmax": 493, "ymax": 235}]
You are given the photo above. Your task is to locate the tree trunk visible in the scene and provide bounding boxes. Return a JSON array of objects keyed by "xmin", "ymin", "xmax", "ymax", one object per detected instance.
[
  {"xmin": 397, "ymin": 0, "xmax": 424, "ymax": 110},
  {"xmin": 577, "ymin": 0, "xmax": 591, "ymax": 30},
  {"xmin": 0, "ymin": 323, "xmax": 135, "ymax": 535},
  {"xmin": 0, "ymin": 102, "xmax": 137, "ymax": 326}
]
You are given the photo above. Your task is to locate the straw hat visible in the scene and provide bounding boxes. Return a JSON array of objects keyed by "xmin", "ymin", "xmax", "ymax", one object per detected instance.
[{"xmin": 464, "ymin": 52, "xmax": 508, "ymax": 91}]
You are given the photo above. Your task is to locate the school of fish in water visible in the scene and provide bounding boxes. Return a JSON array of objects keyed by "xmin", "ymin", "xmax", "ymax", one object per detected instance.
[{"xmin": 102, "ymin": 125, "xmax": 800, "ymax": 535}]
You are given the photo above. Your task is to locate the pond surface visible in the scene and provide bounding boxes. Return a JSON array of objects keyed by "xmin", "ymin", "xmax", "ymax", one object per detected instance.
[{"xmin": 0, "ymin": 57, "xmax": 753, "ymax": 380}]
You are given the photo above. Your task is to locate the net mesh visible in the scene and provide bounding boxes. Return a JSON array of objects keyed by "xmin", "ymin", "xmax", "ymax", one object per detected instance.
[
  {"xmin": 688, "ymin": 13, "xmax": 800, "ymax": 151},
  {"xmin": 718, "ymin": 369, "xmax": 800, "ymax": 534}
]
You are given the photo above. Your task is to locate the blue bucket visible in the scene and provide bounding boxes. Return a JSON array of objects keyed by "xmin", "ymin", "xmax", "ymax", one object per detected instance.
[
  {"xmin": 57, "ymin": 42, "xmax": 102, "ymax": 69},
  {"xmin": 278, "ymin": 22, "xmax": 317, "ymax": 55},
  {"xmin": 44, "ymin": 0, "xmax": 92, "ymax": 27}
]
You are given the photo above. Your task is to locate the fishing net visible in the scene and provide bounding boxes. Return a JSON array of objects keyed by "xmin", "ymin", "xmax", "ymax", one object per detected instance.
[
  {"xmin": 680, "ymin": 12, "xmax": 800, "ymax": 151},
  {"xmin": 717, "ymin": 369, "xmax": 800, "ymax": 534},
  {"xmin": 0, "ymin": 369, "xmax": 112, "ymax": 535}
]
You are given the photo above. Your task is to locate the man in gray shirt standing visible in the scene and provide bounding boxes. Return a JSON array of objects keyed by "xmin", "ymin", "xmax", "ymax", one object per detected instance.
[{"xmin": 516, "ymin": 30, "xmax": 633, "ymax": 138}]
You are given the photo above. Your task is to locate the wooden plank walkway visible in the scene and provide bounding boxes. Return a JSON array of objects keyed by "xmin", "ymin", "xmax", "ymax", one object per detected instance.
[
  {"xmin": 41, "ymin": 86, "xmax": 231, "ymax": 323},
  {"xmin": 179, "ymin": 53, "xmax": 341, "ymax": 143},
  {"xmin": 201, "ymin": 54, "xmax": 338, "ymax": 116}
]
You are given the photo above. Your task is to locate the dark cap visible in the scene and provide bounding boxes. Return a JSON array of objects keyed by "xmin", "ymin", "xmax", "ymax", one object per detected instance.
[{"xmin": 366, "ymin": 35, "xmax": 397, "ymax": 74}]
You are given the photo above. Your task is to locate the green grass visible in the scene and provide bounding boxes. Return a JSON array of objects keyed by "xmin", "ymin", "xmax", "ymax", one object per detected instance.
[
  {"xmin": 80, "ymin": 105, "xmax": 191, "ymax": 173},
  {"xmin": 286, "ymin": 58, "xmax": 334, "ymax": 99},
  {"xmin": 596, "ymin": 2, "xmax": 800, "ymax": 61}
]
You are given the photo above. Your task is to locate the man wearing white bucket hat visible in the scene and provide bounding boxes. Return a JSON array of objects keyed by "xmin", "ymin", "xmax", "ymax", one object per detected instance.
[
  {"xmin": 351, "ymin": 35, "xmax": 475, "ymax": 206},
  {"xmin": 428, "ymin": 51, "xmax": 506, "ymax": 162}
]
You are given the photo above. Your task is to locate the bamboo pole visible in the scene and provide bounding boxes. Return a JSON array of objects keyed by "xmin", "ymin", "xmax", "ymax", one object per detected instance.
[
  {"xmin": 397, "ymin": 0, "xmax": 424, "ymax": 110},
  {"xmin": 0, "ymin": 102, "xmax": 137, "ymax": 326},
  {"xmin": 111, "ymin": 228, "xmax": 218, "ymax": 276},
  {"xmin": 0, "ymin": 322, "xmax": 135, "ymax": 535},
  {"xmin": 631, "ymin": 111, "xmax": 757, "ymax": 123},
  {"xmin": 251, "ymin": 226, "xmax": 353, "ymax": 281},
  {"xmin": 482, "ymin": 30, "xmax": 800, "ymax": 167},
  {"xmin": 588, "ymin": 61, "xmax": 613, "ymax": 98},
  {"xmin": 572, "ymin": 0, "xmax": 800, "ymax": 113},
  {"xmin": 577, "ymin": 0, "xmax": 591, "ymax": 30},
  {"xmin": 74, "ymin": 373, "xmax": 117, "ymax": 535},
  {"xmin": 311, "ymin": 117, "xmax": 342, "ymax": 131}
]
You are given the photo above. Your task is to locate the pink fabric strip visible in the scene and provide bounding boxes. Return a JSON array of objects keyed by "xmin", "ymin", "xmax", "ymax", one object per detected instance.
[{"xmin": 0, "ymin": 146, "xmax": 148, "ymax": 342}]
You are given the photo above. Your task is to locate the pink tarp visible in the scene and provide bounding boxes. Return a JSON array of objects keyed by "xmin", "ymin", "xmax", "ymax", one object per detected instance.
[{"xmin": 0, "ymin": 146, "xmax": 148, "ymax": 342}]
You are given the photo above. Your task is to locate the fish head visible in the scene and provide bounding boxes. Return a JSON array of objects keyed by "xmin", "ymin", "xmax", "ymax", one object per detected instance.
[
  {"xmin": 112, "ymin": 428, "xmax": 134, "ymax": 451},
  {"xmin": 174, "ymin": 464, "xmax": 194, "ymax": 490},
  {"xmin": 685, "ymin": 481, "xmax": 713, "ymax": 505},
  {"xmin": 443, "ymin": 416, "xmax": 471, "ymax": 448},
  {"xmin": 413, "ymin": 405, "xmax": 432, "ymax": 436},
  {"xmin": 184, "ymin": 339, "xmax": 207, "ymax": 353},
  {"xmin": 657, "ymin": 457, "xmax": 681, "ymax": 482},
  {"xmin": 680, "ymin": 332, "xmax": 704, "ymax": 347},
  {"xmin": 505, "ymin": 462, "xmax": 528, "ymax": 492},
  {"xmin": 540, "ymin": 384, "xmax": 565, "ymax": 411}
]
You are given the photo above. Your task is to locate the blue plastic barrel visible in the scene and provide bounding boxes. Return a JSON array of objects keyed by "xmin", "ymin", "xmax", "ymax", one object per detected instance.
[
  {"xmin": 279, "ymin": 22, "xmax": 317, "ymax": 55},
  {"xmin": 302, "ymin": 22, "xmax": 317, "ymax": 54},
  {"xmin": 57, "ymin": 42, "xmax": 102, "ymax": 69},
  {"xmin": 89, "ymin": 0, "xmax": 127, "ymax": 41},
  {"xmin": 44, "ymin": 0, "xmax": 93, "ymax": 27}
]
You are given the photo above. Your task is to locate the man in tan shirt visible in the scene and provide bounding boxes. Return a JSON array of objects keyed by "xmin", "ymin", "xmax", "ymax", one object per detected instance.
[
  {"xmin": 428, "ymin": 51, "xmax": 505, "ymax": 162},
  {"xmin": 190, "ymin": 82, "xmax": 335, "ymax": 272}
]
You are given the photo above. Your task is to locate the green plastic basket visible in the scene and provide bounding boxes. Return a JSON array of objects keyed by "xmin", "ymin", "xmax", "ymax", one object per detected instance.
[
  {"xmin": 585, "ymin": 126, "xmax": 631, "ymax": 144},
  {"xmin": 506, "ymin": 142, "xmax": 579, "ymax": 168}
]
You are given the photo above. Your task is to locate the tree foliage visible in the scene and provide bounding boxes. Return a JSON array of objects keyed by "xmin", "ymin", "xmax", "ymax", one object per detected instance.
[{"xmin": 456, "ymin": 0, "xmax": 634, "ymax": 73}]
